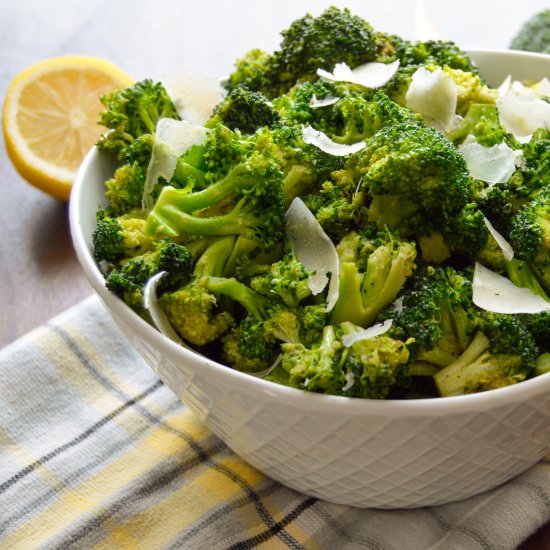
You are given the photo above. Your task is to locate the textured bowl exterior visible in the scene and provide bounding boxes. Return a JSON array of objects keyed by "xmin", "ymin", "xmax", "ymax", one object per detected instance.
[{"xmin": 70, "ymin": 50, "xmax": 550, "ymax": 508}]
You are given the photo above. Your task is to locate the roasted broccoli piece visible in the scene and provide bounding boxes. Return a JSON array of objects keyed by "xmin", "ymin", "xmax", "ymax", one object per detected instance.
[
  {"xmin": 206, "ymin": 87, "xmax": 280, "ymax": 134},
  {"xmin": 344, "ymin": 121, "xmax": 471, "ymax": 236},
  {"xmin": 510, "ymin": 190, "xmax": 550, "ymax": 293},
  {"xmin": 97, "ymin": 80, "xmax": 179, "ymax": 159},
  {"xmin": 93, "ymin": 210, "xmax": 154, "ymax": 264},
  {"xmin": 330, "ymin": 229, "xmax": 417, "ymax": 327},
  {"xmin": 105, "ymin": 239, "xmax": 193, "ymax": 310},
  {"xmin": 433, "ymin": 313, "xmax": 539, "ymax": 396},
  {"xmin": 144, "ymin": 150, "xmax": 285, "ymax": 252},
  {"xmin": 103, "ymin": 162, "xmax": 145, "ymax": 217},
  {"xmin": 386, "ymin": 265, "xmax": 479, "ymax": 367},
  {"xmin": 227, "ymin": 7, "xmax": 379, "ymax": 98},
  {"xmin": 281, "ymin": 323, "xmax": 410, "ymax": 398}
]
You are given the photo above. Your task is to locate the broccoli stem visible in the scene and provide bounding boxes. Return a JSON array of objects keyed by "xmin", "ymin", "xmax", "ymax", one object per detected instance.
[
  {"xmin": 144, "ymin": 197, "xmax": 259, "ymax": 240},
  {"xmin": 203, "ymin": 277, "xmax": 269, "ymax": 320},
  {"xmin": 157, "ymin": 164, "xmax": 257, "ymax": 213},
  {"xmin": 433, "ymin": 332, "xmax": 490, "ymax": 396},
  {"xmin": 194, "ymin": 236, "xmax": 236, "ymax": 278}
]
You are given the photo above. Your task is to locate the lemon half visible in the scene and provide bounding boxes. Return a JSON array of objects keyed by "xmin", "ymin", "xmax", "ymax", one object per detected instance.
[{"xmin": 3, "ymin": 56, "xmax": 133, "ymax": 200}]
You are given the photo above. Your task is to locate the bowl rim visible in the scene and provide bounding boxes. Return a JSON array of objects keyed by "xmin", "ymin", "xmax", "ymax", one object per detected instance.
[{"xmin": 69, "ymin": 48, "xmax": 550, "ymax": 416}]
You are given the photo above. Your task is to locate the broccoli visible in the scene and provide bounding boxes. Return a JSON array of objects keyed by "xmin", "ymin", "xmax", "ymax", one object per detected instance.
[
  {"xmin": 93, "ymin": 210, "xmax": 154, "ymax": 264},
  {"xmin": 227, "ymin": 7, "xmax": 379, "ymax": 98},
  {"xmin": 103, "ymin": 162, "xmax": 145, "ymax": 217},
  {"xmin": 249, "ymin": 253, "xmax": 313, "ymax": 308},
  {"xmin": 509, "ymin": 190, "xmax": 550, "ymax": 293},
  {"xmin": 330, "ymin": 229, "xmax": 417, "ymax": 327},
  {"xmin": 386, "ymin": 265, "xmax": 479, "ymax": 367},
  {"xmin": 447, "ymin": 103, "xmax": 508, "ymax": 146},
  {"xmin": 281, "ymin": 323, "xmax": 410, "ymax": 398},
  {"xmin": 344, "ymin": 121, "xmax": 471, "ymax": 236},
  {"xmin": 144, "ymin": 150, "xmax": 286, "ymax": 252},
  {"xmin": 96, "ymin": 80, "xmax": 179, "ymax": 159},
  {"xmin": 105, "ymin": 239, "xmax": 193, "ymax": 310},
  {"xmin": 90, "ymin": 7, "xmax": 550, "ymax": 400},
  {"xmin": 395, "ymin": 40, "xmax": 479, "ymax": 74},
  {"xmin": 434, "ymin": 313, "xmax": 539, "ymax": 396},
  {"xmin": 206, "ymin": 87, "xmax": 280, "ymax": 134},
  {"xmin": 158, "ymin": 236, "xmax": 241, "ymax": 346},
  {"xmin": 510, "ymin": 10, "xmax": 550, "ymax": 54}
]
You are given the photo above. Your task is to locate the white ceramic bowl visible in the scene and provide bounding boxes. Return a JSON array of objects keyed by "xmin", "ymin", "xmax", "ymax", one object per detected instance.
[{"xmin": 70, "ymin": 49, "xmax": 550, "ymax": 508}]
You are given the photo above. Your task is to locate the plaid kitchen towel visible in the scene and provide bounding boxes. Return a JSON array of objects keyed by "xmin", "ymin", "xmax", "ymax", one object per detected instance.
[{"xmin": 1, "ymin": 295, "xmax": 550, "ymax": 550}]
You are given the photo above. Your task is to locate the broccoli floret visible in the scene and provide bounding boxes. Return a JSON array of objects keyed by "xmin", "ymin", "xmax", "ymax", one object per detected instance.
[
  {"xmin": 93, "ymin": 211, "xmax": 154, "ymax": 264},
  {"xmin": 144, "ymin": 151, "xmax": 285, "ymax": 252},
  {"xmin": 227, "ymin": 7, "xmax": 378, "ymax": 98},
  {"xmin": 330, "ymin": 229, "xmax": 417, "ymax": 327},
  {"xmin": 125, "ymin": 133, "xmax": 155, "ymax": 171},
  {"xmin": 345, "ymin": 121, "xmax": 470, "ymax": 236},
  {"xmin": 510, "ymin": 190, "xmax": 550, "ymax": 293},
  {"xmin": 272, "ymin": 79, "xmax": 341, "ymax": 128},
  {"xmin": 442, "ymin": 67, "xmax": 496, "ymax": 116},
  {"xmin": 434, "ymin": 313, "xmax": 539, "ymax": 396},
  {"xmin": 281, "ymin": 324, "xmax": 410, "ymax": 398},
  {"xmin": 328, "ymin": 90, "xmax": 422, "ymax": 145},
  {"xmin": 158, "ymin": 236, "xmax": 269, "ymax": 347},
  {"xmin": 447, "ymin": 103, "xmax": 507, "ymax": 146},
  {"xmin": 395, "ymin": 40, "xmax": 479, "ymax": 74},
  {"xmin": 97, "ymin": 80, "xmax": 179, "ymax": 159},
  {"xmin": 105, "ymin": 239, "xmax": 193, "ymax": 310},
  {"xmin": 103, "ymin": 162, "xmax": 145, "ymax": 217},
  {"xmin": 249, "ymin": 253, "xmax": 312, "ymax": 308},
  {"xmin": 206, "ymin": 87, "xmax": 280, "ymax": 134},
  {"xmin": 387, "ymin": 265, "xmax": 479, "ymax": 367},
  {"xmin": 510, "ymin": 10, "xmax": 550, "ymax": 54},
  {"xmin": 222, "ymin": 303, "xmax": 302, "ymax": 372}
]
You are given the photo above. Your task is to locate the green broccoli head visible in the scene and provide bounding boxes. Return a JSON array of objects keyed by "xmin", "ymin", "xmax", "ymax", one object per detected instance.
[
  {"xmin": 93, "ymin": 211, "xmax": 154, "ymax": 264},
  {"xmin": 395, "ymin": 40, "xmax": 479, "ymax": 74},
  {"xmin": 159, "ymin": 281, "xmax": 235, "ymax": 346},
  {"xmin": 347, "ymin": 121, "xmax": 471, "ymax": 235},
  {"xmin": 96, "ymin": 79, "xmax": 179, "ymax": 159},
  {"xmin": 330, "ymin": 229, "xmax": 417, "ymax": 328},
  {"xmin": 434, "ymin": 313, "xmax": 539, "ymax": 396},
  {"xmin": 510, "ymin": 190, "xmax": 550, "ymax": 293},
  {"xmin": 207, "ymin": 87, "xmax": 280, "ymax": 134},
  {"xmin": 281, "ymin": 324, "xmax": 410, "ymax": 398},
  {"xmin": 103, "ymin": 162, "xmax": 145, "ymax": 217},
  {"xmin": 105, "ymin": 239, "xmax": 193, "ymax": 309},
  {"xmin": 510, "ymin": 10, "xmax": 550, "ymax": 54},
  {"xmin": 227, "ymin": 7, "xmax": 378, "ymax": 98},
  {"xmin": 249, "ymin": 253, "xmax": 312, "ymax": 308},
  {"xmin": 387, "ymin": 265, "xmax": 479, "ymax": 368}
]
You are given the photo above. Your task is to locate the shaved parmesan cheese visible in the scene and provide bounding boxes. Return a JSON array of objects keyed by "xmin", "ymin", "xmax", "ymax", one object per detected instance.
[
  {"xmin": 472, "ymin": 262, "xmax": 550, "ymax": 314},
  {"xmin": 161, "ymin": 71, "xmax": 226, "ymax": 125},
  {"xmin": 414, "ymin": 0, "xmax": 445, "ymax": 41},
  {"xmin": 317, "ymin": 60, "xmax": 399, "ymax": 89},
  {"xmin": 342, "ymin": 319, "xmax": 394, "ymax": 348},
  {"xmin": 483, "ymin": 217, "xmax": 514, "ymax": 261},
  {"xmin": 405, "ymin": 67, "xmax": 457, "ymax": 131},
  {"xmin": 143, "ymin": 118, "xmax": 208, "ymax": 210},
  {"xmin": 538, "ymin": 77, "xmax": 550, "ymax": 98},
  {"xmin": 302, "ymin": 125, "xmax": 365, "ymax": 156},
  {"xmin": 285, "ymin": 198, "xmax": 340, "ymax": 311},
  {"xmin": 459, "ymin": 141, "xmax": 517, "ymax": 185},
  {"xmin": 310, "ymin": 94, "xmax": 339, "ymax": 108},
  {"xmin": 341, "ymin": 372, "xmax": 356, "ymax": 392},
  {"xmin": 498, "ymin": 75, "xmax": 512, "ymax": 96},
  {"xmin": 497, "ymin": 81, "xmax": 550, "ymax": 141}
]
